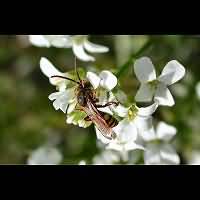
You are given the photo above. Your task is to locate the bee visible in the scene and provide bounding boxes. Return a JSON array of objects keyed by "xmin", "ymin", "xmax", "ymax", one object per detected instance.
[{"xmin": 51, "ymin": 58, "xmax": 119, "ymax": 140}]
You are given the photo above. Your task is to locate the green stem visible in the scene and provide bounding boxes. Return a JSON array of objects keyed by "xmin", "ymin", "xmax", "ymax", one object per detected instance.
[{"xmin": 116, "ymin": 39, "xmax": 153, "ymax": 78}]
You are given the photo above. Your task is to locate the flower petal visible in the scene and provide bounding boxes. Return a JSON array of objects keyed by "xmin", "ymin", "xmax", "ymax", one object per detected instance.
[
  {"xmin": 144, "ymin": 144, "xmax": 161, "ymax": 164},
  {"xmin": 29, "ymin": 35, "xmax": 50, "ymax": 47},
  {"xmin": 27, "ymin": 146, "xmax": 62, "ymax": 165},
  {"xmin": 156, "ymin": 122, "xmax": 177, "ymax": 141},
  {"xmin": 106, "ymin": 143, "xmax": 123, "ymax": 151},
  {"xmin": 158, "ymin": 60, "xmax": 185, "ymax": 85},
  {"xmin": 137, "ymin": 102, "xmax": 158, "ymax": 117},
  {"xmin": 112, "ymin": 119, "xmax": 138, "ymax": 143},
  {"xmin": 124, "ymin": 142, "xmax": 145, "ymax": 151},
  {"xmin": 154, "ymin": 83, "xmax": 175, "ymax": 106},
  {"xmin": 67, "ymin": 101, "xmax": 77, "ymax": 114},
  {"xmin": 48, "ymin": 89, "xmax": 75, "ymax": 113},
  {"xmin": 84, "ymin": 40, "xmax": 109, "ymax": 53},
  {"xmin": 97, "ymin": 107, "xmax": 113, "ymax": 116},
  {"xmin": 140, "ymin": 126, "xmax": 157, "ymax": 142},
  {"xmin": 95, "ymin": 126, "xmax": 111, "ymax": 144},
  {"xmin": 99, "ymin": 71, "xmax": 117, "ymax": 91},
  {"xmin": 45, "ymin": 35, "xmax": 72, "ymax": 48},
  {"xmin": 134, "ymin": 57, "xmax": 156, "ymax": 83},
  {"xmin": 93, "ymin": 150, "xmax": 120, "ymax": 165},
  {"xmin": 86, "ymin": 72, "xmax": 100, "ymax": 89},
  {"xmin": 112, "ymin": 104, "xmax": 128, "ymax": 118},
  {"xmin": 72, "ymin": 43, "xmax": 95, "ymax": 62},
  {"xmin": 79, "ymin": 160, "xmax": 86, "ymax": 165},
  {"xmin": 160, "ymin": 144, "xmax": 180, "ymax": 165},
  {"xmin": 134, "ymin": 116, "xmax": 153, "ymax": 133},
  {"xmin": 135, "ymin": 83, "xmax": 155, "ymax": 102},
  {"xmin": 40, "ymin": 57, "xmax": 63, "ymax": 78}
]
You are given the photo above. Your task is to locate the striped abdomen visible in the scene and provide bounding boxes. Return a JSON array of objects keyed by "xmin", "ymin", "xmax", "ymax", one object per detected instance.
[{"xmin": 101, "ymin": 113, "xmax": 118, "ymax": 128}]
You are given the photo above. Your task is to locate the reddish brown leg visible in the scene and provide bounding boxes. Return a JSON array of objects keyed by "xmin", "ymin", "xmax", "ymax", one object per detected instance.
[
  {"xmin": 96, "ymin": 101, "xmax": 119, "ymax": 108},
  {"xmin": 84, "ymin": 116, "xmax": 91, "ymax": 121},
  {"xmin": 75, "ymin": 103, "xmax": 84, "ymax": 112}
]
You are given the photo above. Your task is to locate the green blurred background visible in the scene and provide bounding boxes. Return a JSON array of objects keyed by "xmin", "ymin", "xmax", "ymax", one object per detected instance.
[{"xmin": 0, "ymin": 35, "xmax": 200, "ymax": 164}]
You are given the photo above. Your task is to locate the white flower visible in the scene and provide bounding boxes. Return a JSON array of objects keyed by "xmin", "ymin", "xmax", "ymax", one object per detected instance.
[
  {"xmin": 79, "ymin": 160, "xmax": 87, "ymax": 165},
  {"xmin": 40, "ymin": 57, "xmax": 70, "ymax": 91},
  {"xmin": 143, "ymin": 122, "xmax": 180, "ymax": 165},
  {"xmin": 86, "ymin": 70, "xmax": 117, "ymax": 91},
  {"xmin": 134, "ymin": 57, "xmax": 185, "ymax": 106},
  {"xmin": 40, "ymin": 57, "xmax": 77, "ymax": 114},
  {"xmin": 93, "ymin": 150, "xmax": 121, "ymax": 165},
  {"xmin": 27, "ymin": 146, "xmax": 62, "ymax": 165},
  {"xmin": 48, "ymin": 89, "xmax": 76, "ymax": 113},
  {"xmin": 29, "ymin": 35, "xmax": 109, "ymax": 62},
  {"xmin": 95, "ymin": 102, "xmax": 158, "ymax": 154},
  {"xmin": 66, "ymin": 110, "xmax": 92, "ymax": 128}
]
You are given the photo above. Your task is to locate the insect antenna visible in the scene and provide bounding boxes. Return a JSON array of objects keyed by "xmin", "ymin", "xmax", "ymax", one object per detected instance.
[
  {"xmin": 51, "ymin": 75, "xmax": 79, "ymax": 84},
  {"xmin": 74, "ymin": 56, "xmax": 84, "ymax": 87},
  {"xmin": 74, "ymin": 56, "xmax": 82, "ymax": 83}
]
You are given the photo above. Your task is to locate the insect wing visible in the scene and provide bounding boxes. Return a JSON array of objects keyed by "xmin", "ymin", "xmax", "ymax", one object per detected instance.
[{"xmin": 84, "ymin": 99, "xmax": 115, "ymax": 140}]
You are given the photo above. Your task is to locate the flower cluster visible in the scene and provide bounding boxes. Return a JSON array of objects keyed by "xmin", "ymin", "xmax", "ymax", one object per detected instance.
[
  {"xmin": 29, "ymin": 35, "xmax": 186, "ymax": 165},
  {"xmin": 29, "ymin": 35, "xmax": 109, "ymax": 62}
]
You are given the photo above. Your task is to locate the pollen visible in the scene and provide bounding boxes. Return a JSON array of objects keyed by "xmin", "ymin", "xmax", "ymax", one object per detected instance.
[
  {"xmin": 128, "ymin": 105, "xmax": 138, "ymax": 120},
  {"xmin": 148, "ymin": 79, "xmax": 159, "ymax": 90}
]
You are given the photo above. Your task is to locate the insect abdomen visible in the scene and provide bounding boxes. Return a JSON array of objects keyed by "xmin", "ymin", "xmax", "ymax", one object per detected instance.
[{"xmin": 102, "ymin": 113, "xmax": 118, "ymax": 128}]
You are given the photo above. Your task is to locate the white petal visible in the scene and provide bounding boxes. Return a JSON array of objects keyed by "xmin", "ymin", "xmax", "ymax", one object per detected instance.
[
  {"xmin": 113, "ymin": 119, "xmax": 138, "ymax": 143},
  {"xmin": 72, "ymin": 43, "xmax": 95, "ymax": 62},
  {"xmin": 156, "ymin": 122, "xmax": 177, "ymax": 141},
  {"xmin": 160, "ymin": 144, "xmax": 180, "ymax": 165},
  {"xmin": 158, "ymin": 60, "xmax": 185, "ymax": 85},
  {"xmin": 112, "ymin": 104, "xmax": 128, "ymax": 118},
  {"xmin": 107, "ymin": 141, "xmax": 143, "ymax": 153},
  {"xmin": 134, "ymin": 116, "xmax": 153, "ymax": 133},
  {"xmin": 134, "ymin": 57, "xmax": 156, "ymax": 83},
  {"xmin": 137, "ymin": 102, "xmax": 158, "ymax": 117},
  {"xmin": 79, "ymin": 160, "xmax": 86, "ymax": 165},
  {"xmin": 45, "ymin": 35, "xmax": 72, "ymax": 48},
  {"xmin": 140, "ymin": 126, "xmax": 157, "ymax": 142},
  {"xmin": 97, "ymin": 107, "xmax": 113, "ymax": 116},
  {"xmin": 99, "ymin": 71, "xmax": 117, "ymax": 91},
  {"xmin": 40, "ymin": 57, "xmax": 63, "ymax": 78},
  {"xmin": 154, "ymin": 83, "xmax": 175, "ymax": 106},
  {"xmin": 93, "ymin": 150, "xmax": 120, "ymax": 165},
  {"xmin": 48, "ymin": 92, "xmax": 61, "ymax": 101},
  {"xmin": 67, "ymin": 101, "xmax": 77, "ymax": 114},
  {"xmin": 86, "ymin": 72, "xmax": 100, "ymax": 89},
  {"xmin": 135, "ymin": 84, "xmax": 155, "ymax": 102},
  {"xmin": 95, "ymin": 126, "xmax": 111, "ymax": 144},
  {"xmin": 48, "ymin": 90, "xmax": 75, "ymax": 113},
  {"xmin": 53, "ymin": 98, "xmax": 69, "ymax": 113},
  {"xmin": 106, "ymin": 143, "xmax": 123, "ymax": 151},
  {"xmin": 144, "ymin": 144, "xmax": 161, "ymax": 164},
  {"xmin": 29, "ymin": 35, "xmax": 50, "ymax": 47},
  {"xmin": 84, "ymin": 40, "xmax": 109, "ymax": 53},
  {"xmin": 124, "ymin": 142, "xmax": 145, "ymax": 151},
  {"xmin": 27, "ymin": 146, "xmax": 62, "ymax": 165}
]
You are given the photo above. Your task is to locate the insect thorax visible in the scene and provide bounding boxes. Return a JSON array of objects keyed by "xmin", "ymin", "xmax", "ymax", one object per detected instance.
[{"xmin": 77, "ymin": 81, "xmax": 97, "ymax": 106}]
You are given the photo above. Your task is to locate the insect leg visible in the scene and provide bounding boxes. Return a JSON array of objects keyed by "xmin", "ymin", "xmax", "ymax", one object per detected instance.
[
  {"xmin": 96, "ymin": 101, "xmax": 119, "ymax": 108},
  {"xmin": 74, "ymin": 103, "xmax": 84, "ymax": 112},
  {"xmin": 84, "ymin": 116, "xmax": 91, "ymax": 121}
]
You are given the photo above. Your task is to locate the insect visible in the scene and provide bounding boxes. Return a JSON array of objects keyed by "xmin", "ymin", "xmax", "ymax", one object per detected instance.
[{"xmin": 51, "ymin": 58, "xmax": 119, "ymax": 140}]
